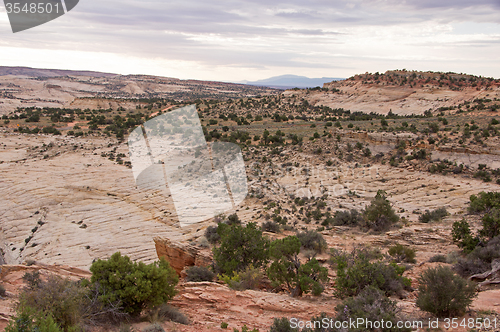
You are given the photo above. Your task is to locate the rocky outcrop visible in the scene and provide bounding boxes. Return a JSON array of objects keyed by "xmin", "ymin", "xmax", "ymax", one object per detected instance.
[
  {"xmin": 170, "ymin": 281, "xmax": 339, "ymax": 332},
  {"xmin": 470, "ymin": 259, "xmax": 500, "ymax": 288},
  {"xmin": 154, "ymin": 237, "xmax": 212, "ymax": 275}
]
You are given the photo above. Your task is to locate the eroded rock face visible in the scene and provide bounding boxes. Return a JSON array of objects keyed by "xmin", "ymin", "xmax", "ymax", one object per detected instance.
[
  {"xmin": 154, "ymin": 237, "xmax": 211, "ymax": 275},
  {"xmin": 470, "ymin": 259, "xmax": 500, "ymax": 288}
]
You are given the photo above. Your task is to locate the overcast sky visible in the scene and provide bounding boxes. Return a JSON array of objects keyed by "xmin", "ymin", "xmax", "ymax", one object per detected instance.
[{"xmin": 0, "ymin": 0, "xmax": 499, "ymax": 81}]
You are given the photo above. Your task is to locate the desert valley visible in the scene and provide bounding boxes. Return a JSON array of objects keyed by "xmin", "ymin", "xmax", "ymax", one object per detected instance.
[{"xmin": 0, "ymin": 67, "xmax": 500, "ymax": 332}]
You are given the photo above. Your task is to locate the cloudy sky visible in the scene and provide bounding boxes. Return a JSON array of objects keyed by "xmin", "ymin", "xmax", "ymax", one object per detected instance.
[{"xmin": 0, "ymin": 0, "xmax": 499, "ymax": 81}]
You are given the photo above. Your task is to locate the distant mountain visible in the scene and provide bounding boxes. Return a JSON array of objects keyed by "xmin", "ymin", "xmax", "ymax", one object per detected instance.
[
  {"xmin": 241, "ymin": 74, "xmax": 344, "ymax": 89},
  {"xmin": 0, "ymin": 66, "xmax": 118, "ymax": 78}
]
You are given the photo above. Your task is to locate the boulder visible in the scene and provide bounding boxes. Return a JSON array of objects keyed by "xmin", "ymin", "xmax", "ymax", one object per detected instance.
[{"xmin": 154, "ymin": 237, "xmax": 211, "ymax": 276}]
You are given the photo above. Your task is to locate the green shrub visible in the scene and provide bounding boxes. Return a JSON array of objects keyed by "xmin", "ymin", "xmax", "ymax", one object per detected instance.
[
  {"xmin": 262, "ymin": 221, "xmax": 281, "ymax": 233},
  {"xmin": 296, "ymin": 230, "xmax": 327, "ymax": 254},
  {"xmin": 332, "ymin": 249, "xmax": 410, "ymax": 299},
  {"xmin": 334, "ymin": 287, "xmax": 411, "ymax": 332},
  {"xmin": 454, "ymin": 235, "xmax": 500, "ymax": 277},
  {"xmin": 418, "ymin": 207, "xmax": 447, "ymax": 223},
  {"xmin": 331, "ymin": 209, "xmax": 361, "ymax": 226},
  {"xmin": 269, "ymin": 317, "xmax": 298, "ymax": 332},
  {"xmin": 453, "ymin": 192, "xmax": 500, "ymax": 253},
  {"xmin": 411, "ymin": 148, "xmax": 427, "ymax": 160},
  {"xmin": 15, "ymin": 271, "xmax": 129, "ymax": 330},
  {"xmin": 451, "ymin": 219, "xmax": 480, "ymax": 253},
  {"xmin": 469, "ymin": 235, "xmax": 500, "ymax": 263},
  {"xmin": 479, "ymin": 208, "xmax": 500, "ymax": 240},
  {"xmin": 17, "ymin": 275, "xmax": 87, "ymax": 331},
  {"xmin": 469, "ymin": 191, "xmax": 500, "ymax": 213},
  {"xmin": 226, "ymin": 213, "xmax": 241, "ymax": 225},
  {"xmin": 90, "ymin": 252, "xmax": 178, "ymax": 316},
  {"xmin": 5, "ymin": 308, "xmax": 62, "ymax": 332},
  {"xmin": 474, "ymin": 170, "xmax": 492, "ymax": 182},
  {"xmin": 41, "ymin": 127, "xmax": 62, "ymax": 135},
  {"xmin": 388, "ymin": 244, "xmax": 416, "ymax": 263},
  {"xmin": 205, "ymin": 225, "xmax": 220, "ymax": 244},
  {"xmin": 416, "ymin": 266, "xmax": 477, "ymax": 317},
  {"xmin": 22, "ymin": 271, "xmax": 41, "ymax": 290},
  {"xmin": 428, "ymin": 254, "xmax": 447, "ymax": 263},
  {"xmin": 454, "ymin": 256, "xmax": 490, "ymax": 278},
  {"xmin": 235, "ymin": 325, "xmax": 259, "ymax": 332},
  {"xmin": 221, "ymin": 322, "xmax": 229, "ymax": 329},
  {"xmin": 213, "ymin": 222, "xmax": 270, "ymax": 276},
  {"xmin": 185, "ymin": 266, "xmax": 215, "ymax": 282},
  {"xmin": 268, "ymin": 236, "xmax": 329, "ymax": 297},
  {"xmin": 363, "ymin": 190, "xmax": 399, "ymax": 232},
  {"xmin": 220, "ymin": 265, "xmax": 264, "ymax": 290}
]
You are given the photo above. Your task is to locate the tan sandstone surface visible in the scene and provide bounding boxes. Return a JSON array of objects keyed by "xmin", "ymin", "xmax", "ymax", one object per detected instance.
[{"xmin": 1, "ymin": 129, "xmax": 500, "ymax": 330}]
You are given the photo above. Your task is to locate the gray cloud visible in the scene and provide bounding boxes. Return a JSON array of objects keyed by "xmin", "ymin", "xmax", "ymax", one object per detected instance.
[{"xmin": 1, "ymin": 0, "xmax": 500, "ymax": 79}]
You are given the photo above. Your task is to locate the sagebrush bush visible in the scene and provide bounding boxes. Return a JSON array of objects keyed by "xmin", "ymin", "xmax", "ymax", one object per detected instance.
[
  {"xmin": 418, "ymin": 207, "xmax": 448, "ymax": 223},
  {"xmin": 388, "ymin": 244, "xmax": 416, "ymax": 263},
  {"xmin": 197, "ymin": 237, "xmax": 209, "ymax": 248},
  {"xmin": 453, "ymin": 235, "xmax": 500, "ymax": 277},
  {"xmin": 220, "ymin": 265, "xmax": 264, "ymax": 291},
  {"xmin": 155, "ymin": 304, "xmax": 189, "ymax": 325},
  {"xmin": 296, "ymin": 230, "xmax": 327, "ymax": 254},
  {"xmin": 185, "ymin": 266, "xmax": 215, "ymax": 282},
  {"xmin": 235, "ymin": 265, "xmax": 265, "ymax": 290},
  {"xmin": 22, "ymin": 271, "xmax": 41, "ymax": 290},
  {"xmin": 262, "ymin": 221, "xmax": 281, "ymax": 233},
  {"xmin": 269, "ymin": 317, "xmax": 298, "ymax": 332},
  {"xmin": 205, "ymin": 225, "xmax": 220, "ymax": 244},
  {"xmin": 428, "ymin": 254, "xmax": 447, "ymax": 263},
  {"xmin": 416, "ymin": 266, "xmax": 477, "ymax": 317},
  {"xmin": 469, "ymin": 235, "xmax": 500, "ymax": 263},
  {"xmin": 329, "ymin": 246, "xmax": 382, "ymax": 267},
  {"xmin": 454, "ymin": 257, "xmax": 490, "ymax": 278},
  {"xmin": 12, "ymin": 271, "xmax": 130, "ymax": 331},
  {"xmin": 18, "ymin": 274, "xmax": 87, "ymax": 331},
  {"xmin": 333, "ymin": 249, "xmax": 411, "ymax": 299},
  {"xmin": 331, "ymin": 209, "xmax": 362, "ymax": 226},
  {"xmin": 334, "ymin": 286, "xmax": 411, "ymax": 332},
  {"xmin": 226, "ymin": 213, "xmax": 241, "ymax": 225}
]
